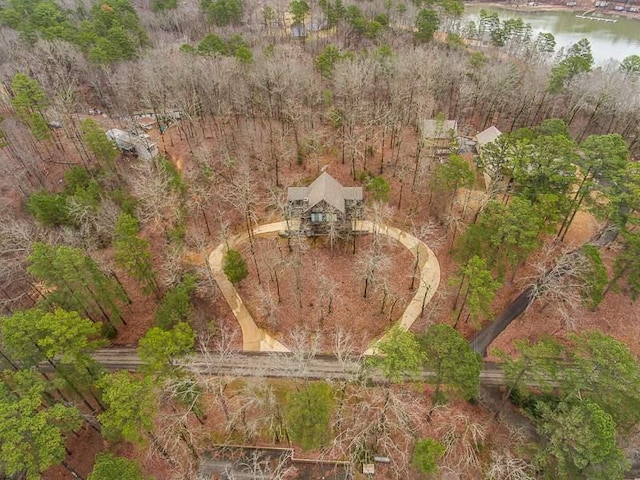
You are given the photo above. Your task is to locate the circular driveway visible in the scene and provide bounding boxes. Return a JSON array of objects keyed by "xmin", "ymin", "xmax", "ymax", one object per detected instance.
[{"xmin": 208, "ymin": 220, "xmax": 440, "ymax": 352}]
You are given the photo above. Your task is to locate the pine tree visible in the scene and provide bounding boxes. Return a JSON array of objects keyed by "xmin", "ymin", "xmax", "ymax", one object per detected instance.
[
  {"xmin": 222, "ymin": 248, "xmax": 248, "ymax": 284},
  {"xmin": 81, "ymin": 119, "xmax": 119, "ymax": 172},
  {"xmin": 451, "ymin": 255, "xmax": 501, "ymax": 328},
  {"xmin": 418, "ymin": 324, "xmax": 482, "ymax": 405},
  {"xmin": 114, "ymin": 213, "xmax": 160, "ymax": 296},
  {"xmin": 154, "ymin": 274, "xmax": 197, "ymax": 329},
  {"xmin": 0, "ymin": 370, "xmax": 82, "ymax": 480},
  {"xmin": 11, "ymin": 73, "xmax": 51, "ymax": 141},
  {"xmin": 28, "ymin": 243, "xmax": 128, "ymax": 326},
  {"xmin": 138, "ymin": 322, "xmax": 195, "ymax": 376},
  {"xmin": 0, "ymin": 308, "xmax": 105, "ymax": 408},
  {"xmin": 371, "ymin": 326, "xmax": 424, "ymax": 382},
  {"xmin": 285, "ymin": 382, "xmax": 334, "ymax": 451},
  {"xmin": 97, "ymin": 371, "xmax": 156, "ymax": 445}
]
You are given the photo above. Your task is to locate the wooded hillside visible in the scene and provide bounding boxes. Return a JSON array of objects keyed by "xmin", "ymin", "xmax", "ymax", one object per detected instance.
[{"xmin": 1, "ymin": 0, "xmax": 640, "ymax": 478}]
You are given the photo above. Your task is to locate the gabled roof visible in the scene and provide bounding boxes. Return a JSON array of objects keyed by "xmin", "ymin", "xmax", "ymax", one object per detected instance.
[
  {"xmin": 475, "ymin": 126, "xmax": 502, "ymax": 149},
  {"xmin": 421, "ymin": 119, "xmax": 458, "ymax": 139},
  {"xmin": 287, "ymin": 172, "xmax": 363, "ymax": 214}
]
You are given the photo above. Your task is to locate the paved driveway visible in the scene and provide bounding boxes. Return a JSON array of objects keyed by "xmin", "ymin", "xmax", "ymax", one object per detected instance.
[{"xmin": 208, "ymin": 220, "xmax": 440, "ymax": 352}]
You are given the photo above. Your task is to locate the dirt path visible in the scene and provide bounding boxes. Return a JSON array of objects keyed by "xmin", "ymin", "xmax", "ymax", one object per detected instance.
[{"xmin": 208, "ymin": 220, "xmax": 441, "ymax": 352}]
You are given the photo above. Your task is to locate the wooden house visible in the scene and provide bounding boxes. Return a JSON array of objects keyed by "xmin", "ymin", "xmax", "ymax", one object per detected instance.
[
  {"xmin": 287, "ymin": 172, "xmax": 364, "ymax": 236},
  {"xmin": 421, "ymin": 119, "xmax": 458, "ymax": 159}
]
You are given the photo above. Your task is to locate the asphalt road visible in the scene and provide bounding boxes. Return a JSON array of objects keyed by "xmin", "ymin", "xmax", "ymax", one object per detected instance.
[{"xmin": 91, "ymin": 348, "xmax": 510, "ymax": 386}]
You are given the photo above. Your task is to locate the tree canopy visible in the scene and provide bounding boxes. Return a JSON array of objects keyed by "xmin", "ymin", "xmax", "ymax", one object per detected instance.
[
  {"xmin": 0, "ymin": 308, "xmax": 103, "ymax": 368},
  {"xmin": 88, "ymin": 453, "xmax": 152, "ymax": 480},
  {"xmin": 154, "ymin": 274, "xmax": 197, "ymax": 329},
  {"xmin": 138, "ymin": 322, "xmax": 195, "ymax": 376},
  {"xmin": 500, "ymin": 332, "xmax": 640, "ymax": 479},
  {"xmin": 372, "ymin": 325, "xmax": 424, "ymax": 381},
  {"xmin": 201, "ymin": 0, "xmax": 244, "ymax": 26},
  {"xmin": 97, "ymin": 371, "xmax": 156, "ymax": 445},
  {"xmin": 548, "ymin": 38, "xmax": 593, "ymax": 92},
  {"xmin": 115, "ymin": 213, "xmax": 159, "ymax": 296},
  {"xmin": 285, "ymin": 381, "xmax": 334, "ymax": 451},
  {"xmin": 415, "ymin": 8, "xmax": 440, "ymax": 42},
  {"xmin": 537, "ymin": 400, "xmax": 629, "ymax": 480},
  {"xmin": 223, "ymin": 248, "xmax": 249, "ymax": 284},
  {"xmin": 1, "ymin": 0, "xmax": 148, "ymax": 63},
  {"xmin": 418, "ymin": 324, "xmax": 482, "ymax": 403},
  {"xmin": 28, "ymin": 243, "xmax": 127, "ymax": 325},
  {"xmin": 0, "ymin": 371, "xmax": 82, "ymax": 480},
  {"xmin": 412, "ymin": 438, "xmax": 445, "ymax": 475},
  {"xmin": 11, "ymin": 73, "xmax": 50, "ymax": 140}
]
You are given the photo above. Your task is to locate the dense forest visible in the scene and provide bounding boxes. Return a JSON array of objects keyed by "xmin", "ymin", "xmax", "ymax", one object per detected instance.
[{"xmin": 1, "ymin": 0, "xmax": 640, "ymax": 478}]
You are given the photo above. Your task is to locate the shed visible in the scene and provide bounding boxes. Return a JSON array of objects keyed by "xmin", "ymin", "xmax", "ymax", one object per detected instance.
[{"xmin": 362, "ymin": 464, "xmax": 375, "ymax": 474}]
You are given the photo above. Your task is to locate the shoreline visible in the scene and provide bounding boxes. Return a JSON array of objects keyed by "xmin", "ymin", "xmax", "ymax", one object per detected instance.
[{"xmin": 464, "ymin": 1, "xmax": 640, "ymax": 21}]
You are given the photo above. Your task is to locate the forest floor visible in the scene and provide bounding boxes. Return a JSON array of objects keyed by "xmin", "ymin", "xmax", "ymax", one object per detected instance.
[
  {"xmin": 97, "ymin": 115, "xmax": 640, "ymax": 359},
  {"xmin": 235, "ymin": 232, "xmax": 416, "ymax": 353},
  {"xmin": 30, "ymin": 113, "xmax": 640, "ymax": 479},
  {"xmin": 207, "ymin": 219, "xmax": 441, "ymax": 353}
]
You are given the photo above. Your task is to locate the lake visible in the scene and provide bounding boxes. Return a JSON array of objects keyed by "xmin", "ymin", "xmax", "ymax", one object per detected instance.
[{"xmin": 462, "ymin": 4, "xmax": 640, "ymax": 64}]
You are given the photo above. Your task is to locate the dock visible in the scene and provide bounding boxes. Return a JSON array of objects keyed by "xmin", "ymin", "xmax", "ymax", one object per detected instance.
[{"xmin": 575, "ymin": 9, "xmax": 618, "ymax": 22}]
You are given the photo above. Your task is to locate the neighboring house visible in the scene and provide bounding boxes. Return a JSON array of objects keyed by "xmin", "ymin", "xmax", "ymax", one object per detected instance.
[
  {"xmin": 287, "ymin": 172, "xmax": 364, "ymax": 236},
  {"xmin": 421, "ymin": 119, "xmax": 458, "ymax": 159},
  {"xmin": 474, "ymin": 125, "xmax": 502, "ymax": 157},
  {"xmin": 474, "ymin": 125, "xmax": 503, "ymax": 190},
  {"xmin": 106, "ymin": 128, "xmax": 158, "ymax": 160}
]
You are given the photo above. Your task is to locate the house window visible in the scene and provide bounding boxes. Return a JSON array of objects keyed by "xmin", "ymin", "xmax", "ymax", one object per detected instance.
[
  {"xmin": 311, "ymin": 212, "xmax": 323, "ymax": 223},
  {"xmin": 325, "ymin": 212, "xmax": 335, "ymax": 222}
]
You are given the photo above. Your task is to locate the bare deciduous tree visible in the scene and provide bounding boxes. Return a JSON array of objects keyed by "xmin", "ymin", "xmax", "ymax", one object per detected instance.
[
  {"xmin": 129, "ymin": 159, "xmax": 182, "ymax": 233},
  {"xmin": 256, "ymin": 284, "xmax": 279, "ymax": 329},
  {"xmin": 485, "ymin": 451, "xmax": 535, "ymax": 480},
  {"xmin": 223, "ymin": 164, "xmax": 262, "ymax": 283},
  {"xmin": 283, "ymin": 327, "xmax": 321, "ymax": 378},
  {"xmin": 527, "ymin": 243, "xmax": 591, "ymax": 330},
  {"xmin": 355, "ymin": 247, "xmax": 391, "ymax": 299},
  {"xmin": 435, "ymin": 411, "xmax": 487, "ymax": 476},
  {"xmin": 330, "ymin": 385, "xmax": 427, "ymax": 479},
  {"xmin": 191, "ymin": 326, "xmax": 240, "ymax": 429}
]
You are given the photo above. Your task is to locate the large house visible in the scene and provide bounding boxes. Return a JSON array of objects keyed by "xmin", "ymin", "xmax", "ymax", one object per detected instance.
[
  {"xmin": 421, "ymin": 118, "xmax": 458, "ymax": 159},
  {"xmin": 286, "ymin": 172, "xmax": 364, "ymax": 236}
]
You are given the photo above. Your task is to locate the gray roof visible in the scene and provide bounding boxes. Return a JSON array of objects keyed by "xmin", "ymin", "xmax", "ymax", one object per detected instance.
[
  {"xmin": 106, "ymin": 128, "xmax": 154, "ymax": 149},
  {"xmin": 287, "ymin": 187, "xmax": 309, "ymax": 202},
  {"xmin": 287, "ymin": 172, "xmax": 363, "ymax": 213},
  {"xmin": 421, "ymin": 119, "xmax": 458, "ymax": 139},
  {"xmin": 475, "ymin": 126, "xmax": 502, "ymax": 149}
]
